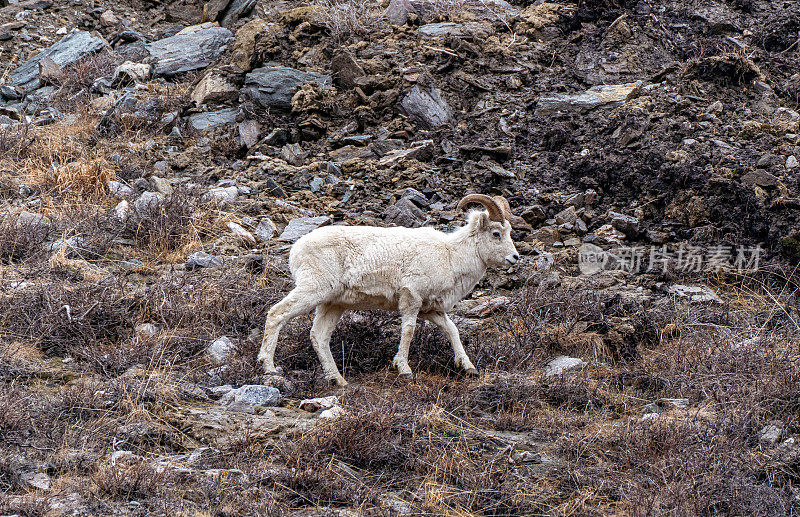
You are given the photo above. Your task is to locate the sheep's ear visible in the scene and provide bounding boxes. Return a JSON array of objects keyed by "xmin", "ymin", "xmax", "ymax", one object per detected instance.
[{"xmin": 477, "ymin": 212, "xmax": 490, "ymax": 230}]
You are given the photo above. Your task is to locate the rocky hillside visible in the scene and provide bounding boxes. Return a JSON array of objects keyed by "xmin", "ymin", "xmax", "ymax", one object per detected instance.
[{"xmin": 1, "ymin": 0, "xmax": 799, "ymax": 515}]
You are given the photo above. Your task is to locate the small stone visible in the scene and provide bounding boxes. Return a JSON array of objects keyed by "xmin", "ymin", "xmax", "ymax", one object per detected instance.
[
  {"xmin": 112, "ymin": 61, "xmax": 152, "ymax": 85},
  {"xmin": 21, "ymin": 472, "xmax": 51, "ymax": 491},
  {"xmin": 227, "ymin": 222, "xmax": 256, "ymax": 245},
  {"xmin": 759, "ymin": 425, "xmax": 782, "ymax": 446},
  {"xmin": 299, "ymin": 395, "xmax": 338, "ymax": 412},
  {"xmin": 107, "ymin": 180, "xmax": 134, "ymax": 198},
  {"xmin": 536, "ymin": 82, "xmax": 641, "ymax": 114},
  {"xmin": 400, "ymin": 84, "xmax": 452, "ymax": 128},
  {"xmin": 134, "ymin": 191, "xmax": 164, "ymax": 213},
  {"xmin": 384, "ymin": 197, "xmax": 427, "ymax": 227},
  {"xmin": 100, "ymin": 10, "xmax": 120, "ymax": 26},
  {"xmin": 135, "ymin": 323, "xmax": 158, "ymax": 337},
  {"xmin": 186, "ymin": 251, "xmax": 223, "ymax": 269},
  {"xmin": 319, "ymin": 406, "xmax": 346, "ymax": 419},
  {"xmin": 146, "ymin": 23, "xmax": 234, "ymax": 77},
  {"xmin": 668, "ymin": 284, "xmax": 722, "ymax": 304},
  {"xmin": 608, "ymin": 211, "xmax": 639, "ymax": 236},
  {"xmin": 555, "ymin": 206, "xmax": 578, "ymax": 225},
  {"xmin": 187, "ymin": 108, "xmax": 238, "ymax": 132},
  {"xmin": 207, "ymin": 336, "xmax": 235, "ymax": 364},
  {"xmin": 465, "ymin": 296, "xmax": 510, "ymax": 317},
  {"xmin": 203, "ymin": 185, "xmax": 238, "ymax": 203},
  {"xmin": 276, "ymin": 216, "xmax": 331, "ymax": 242},
  {"xmin": 544, "ymin": 356, "xmax": 586, "ymax": 376},
  {"xmin": 511, "ymin": 451, "xmax": 542, "ymax": 464},
  {"xmin": 113, "ymin": 200, "xmax": 131, "ymax": 220},
  {"xmin": 255, "ymin": 217, "xmax": 276, "ymax": 242},
  {"xmin": 150, "ymin": 176, "xmax": 173, "ymax": 195},
  {"xmin": 786, "ymin": 156, "xmax": 798, "ymax": 170},
  {"xmin": 281, "ymin": 143, "xmax": 306, "ymax": 166},
  {"xmin": 187, "ymin": 447, "xmax": 222, "ymax": 466},
  {"xmin": 658, "ymin": 398, "xmax": 689, "ymax": 409},
  {"xmin": 219, "ymin": 385, "xmax": 282, "ymax": 410},
  {"xmin": 741, "ymin": 169, "xmax": 778, "ymax": 188}
]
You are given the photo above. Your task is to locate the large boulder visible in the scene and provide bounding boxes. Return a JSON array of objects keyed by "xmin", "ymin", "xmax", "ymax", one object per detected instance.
[
  {"xmin": 146, "ymin": 23, "xmax": 233, "ymax": 77},
  {"xmin": 242, "ymin": 64, "xmax": 331, "ymax": 110},
  {"xmin": 6, "ymin": 30, "xmax": 109, "ymax": 93}
]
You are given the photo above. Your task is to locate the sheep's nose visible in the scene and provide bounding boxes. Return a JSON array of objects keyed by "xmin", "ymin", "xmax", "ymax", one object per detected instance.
[{"xmin": 505, "ymin": 253, "xmax": 519, "ymax": 264}]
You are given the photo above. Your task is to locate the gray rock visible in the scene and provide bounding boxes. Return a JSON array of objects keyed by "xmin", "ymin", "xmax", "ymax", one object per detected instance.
[
  {"xmin": 658, "ymin": 398, "xmax": 689, "ymax": 409},
  {"xmin": 186, "ymin": 251, "xmax": 223, "ymax": 269},
  {"xmin": 378, "ymin": 139, "xmax": 435, "ymax": 165},
  {"xmin": 418, "ymin": 22, "xmax": 493, "ymax": 39},
  {"xmin": 276, "ymin": 216, "xmax": 331, "ymax": 242},
  {"xmin": 608, "ymin": 211, "xmax": 640, "ymax": 236},
  {"xmin": 203, "ymin": 185, "xmax": 238, "ymax": 203},
  {"xmin": 187, "ymin": 108, "xmax": 238, "ymax": 132},
  {"xmin": 238, "ymin": 120, "xmax": 260, "ymax": 148},
  {"xmin": 330, "ymin": 51, "xmax": 365, "ymax": 89},
  {"xmin": 187, "ymin": 447, "xmax": 222, "ymax": 466},
  {"xmin": 150, "ymin": 176, "xmax": 173, "ymax": 195},
  {"xmin": 227, "ymin": 222, "xmax": 256, "ymax": 244},
  {"xmin": 135, "ymin": 323, "xmax": 158, "ymax": 338},
  {"xmin": 544, "ymin": 356, "xmax": 586, "ymax": 376},
  {"xmin": 7, "ymin": 30, "xmax": 109, "ymax": 93},
  {"xmin": 384, "ymin": 197, "xmax": 427, "ymax": 227},
  {"xmin": 243, "ymin": 64, "xmax": 331, "ymax": 110},
  {"xmin": 741, "ymin": 169, "xmax": 778, "ymax": 188},
  {"xmin": 760, "ymin": 425, "xmax": 782, "ymax": 446},
  {"xmin": 146, "ymin": 23, "xmax": 233, "ymax": 77},
  {"xmin": 555, "ymin": 206, "xmax": 578, "ymax": 225},
  {"xmin": 787, "ymin": 156, "xmax": 799, "ymax": 170},
  {"xmin": 536, "ymin": 82, "xmax": 641, "ymax": 114},
  {"xmin": 255, "ymin": 217, "xmax": 276, "ymax": 242},
  {"xmin": 20, "ymin": 471, "xmax": 51, "ymax": 491},
  {"xmin": 134, "ymin": 191, "xmax": 164, "ymax": 213},
  {"xmin": 191, "ymin": 70, "xmax": 238, "ymax": 105},
  {"xmin": 668, "ymin": 284, "xmax": 722, "ymax": 304},
  {"xmin": 107, "ymin": 180, "xmax": 134, "ymax": 198},
  {"xmin": 402, "ymin": 187, "xmax": 428, "ymax": 207},
  {"xmin": 207, "ymin": 336, "xmax": 235, "ymax": 364},
  {"xmin": 219, "ymin": 384, "xmax": 282, "ymax": 410},
  {"xmin": 400, "ymin": 85, "xmax": 452, "ymax": 128}
]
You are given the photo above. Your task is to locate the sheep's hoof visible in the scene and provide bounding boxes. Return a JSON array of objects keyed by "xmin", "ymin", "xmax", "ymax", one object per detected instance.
[{"xmin": 464, "ymin": 367, "xmax": 479, "ymax": 377}]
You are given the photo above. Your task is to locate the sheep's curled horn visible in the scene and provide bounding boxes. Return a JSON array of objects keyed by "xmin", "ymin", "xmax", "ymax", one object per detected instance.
[{"xmin": 456, "ymin": 194, "xmax": 504, "ymax": 222}]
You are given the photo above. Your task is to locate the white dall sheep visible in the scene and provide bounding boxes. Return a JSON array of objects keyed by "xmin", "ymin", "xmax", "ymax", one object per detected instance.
[{"xmin": 258, "ymin": 194, "xmax": 522, "ymax": 386}]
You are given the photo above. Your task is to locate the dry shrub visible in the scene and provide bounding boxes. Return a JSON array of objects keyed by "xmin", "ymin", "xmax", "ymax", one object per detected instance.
[
  {"xmin": 312, "ymin": 0, "xmax": 388, "ymax": 43},
  {"xmin": 92, "ymin": 458, "xmax": 171, "ymax": 502},
  {"xmin": 49, "ymin": 50, "xmax": 119, "ymax": 111},
  {"xmin": 283, "ymin": 387, "xmax": 551, "ymax": 514},
  {"xmin": 29, "ymin": 158, "xmax": 115, "ymax": 200},
  {"xmin": 0, "ymin": 213, "xmax": 49, "ymax": 263},
  {"xmin": 126, "ymin": 186, "xmax": 203, "ymax": 255},
  {"xmin": 560, "ymin": 418, "xmax": 794, "ymax": 516}
]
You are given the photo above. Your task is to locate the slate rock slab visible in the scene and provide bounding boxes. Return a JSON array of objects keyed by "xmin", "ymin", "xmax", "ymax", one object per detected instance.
[
  {"xmin": 400, "ymin": 84, "xmax": 452, "ymax": 128},
  {"xmin": 536, "ymin": 82, "xmax": 641, "ymax": 114},
  {"xmin": 7, "ymin": 30, "xmax": 108, "ymax": 93},
  {"xmin": 276, "ymin": 216, "xmax": 331, "ymax": 242},
  {"xmin": 243, "ymin": 64, "xmax": 331, "ymax": 110},
  {"xmin": 146, "ymin": 23, "xmax": 233, "ymax": 76}
]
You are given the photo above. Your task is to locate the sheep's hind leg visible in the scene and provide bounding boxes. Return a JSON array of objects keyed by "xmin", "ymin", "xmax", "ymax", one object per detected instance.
[
  {"xmin": 420, "ymin": 311, "xmax": 478, "ymax": 376},
  {"xmin": 310, "ymin": 304, "xmax": 347, "ymax": 387},
  {"xmin": 393, "ymin": 289, "xmax": 421, "ymax": 379},
  {"xmin": 258, "ymin": 288, "xmax": 321, "ymax": 375}
]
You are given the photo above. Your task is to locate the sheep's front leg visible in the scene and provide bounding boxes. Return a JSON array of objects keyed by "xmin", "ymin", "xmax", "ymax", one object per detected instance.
[
  {"xmin": 393, "ymin": 289, "xmax": 421, "ymax": 378},
  {"xmin": 310, "ymin": 304, "xmax": 347, "ymax": 387},
  {"xmin": 421, "ymin": 311, "xmax": 478, "ymax": 376}
]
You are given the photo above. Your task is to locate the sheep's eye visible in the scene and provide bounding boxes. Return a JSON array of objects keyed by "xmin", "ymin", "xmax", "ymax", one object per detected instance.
[{"xmin": 492, "ymin": 231, "xmax": 501, "ymax": 239}]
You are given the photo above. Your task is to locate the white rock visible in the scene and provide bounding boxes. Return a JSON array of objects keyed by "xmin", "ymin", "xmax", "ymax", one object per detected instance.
[
  {"xmin": 227, "ymin": 222, "xmax": 256, "ymax": 245},
  {"xmin": 150, "ymin": 175, "xmax": 173, "ymax": 195},
  {"xmin": 112, "ymin": 61, "xmax": 152, "ymax": 84},
  {"xmin": 787, "ymin": 155, "xmax": 798, "ymax": 170},
  {"xmin": 219, "ymin": 385, "xmax": 282, "ymax": 410},
  {"xmin": 134, "ymin": 191, "xmax": 164, "ymax": 213},
  {"xmin": 21, "ymin": 472, "xmax": 51, "ymax": 491},
  {"xmin": 544, "ymin": 356, "xmax": 586, "ymax": 376},
  {"xmin": 207, "ymin": 336, "xmax": 235, "ymax": 364},
  {"xmin": 203, "ymin": 186, "xmax": 238, "ymax": 203},
  {"xmin": 319, "ymin": 406, "xmax": 346, "ymax": 419},
  {"xmin": 299, "ymin": 395, "xmax": 338, "ymax": 412},
  {"xmin": 668, "ymin": 284, "xmax": 722, "ymax": 304},
  {"xmin": 255, "ymin": 217, "xmax": 276, "ymax": 242},
  {"xmin": 107, "ymin": 180, "xmax": 134, "ymax": 197},
  {"xmin": 760, "ymin": 424, "xmax": 782, "ymax": 446},
  {"xmin": 113, "ymin": 200, "xmax": 130, "ymax": 221}
]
